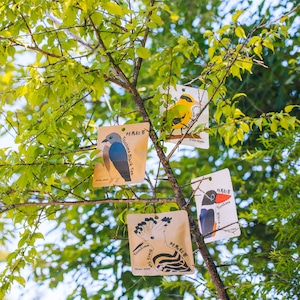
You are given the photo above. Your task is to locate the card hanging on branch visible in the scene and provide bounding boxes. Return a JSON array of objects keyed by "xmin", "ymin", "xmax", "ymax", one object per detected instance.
[
  {"xmin": 127, "ymin": 211, "xmax": 195, "ymax": 276},
  {"xmin": 160, "ymin": 84, "xmax": 209, "ymax": 149},
  {"xmin": 93, "ymin": 122, "xmax": 150, "ymax": 187},
  {"xmin": 191, "ymin": 168, "xmax": 241, "ymax": 243}
]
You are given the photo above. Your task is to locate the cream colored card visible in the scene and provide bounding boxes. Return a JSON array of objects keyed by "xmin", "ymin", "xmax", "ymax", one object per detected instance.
[
  {"xmin": 191, "ymin": 168, "xmax": 241, "ymax": 243},
  {"xmin": 160, "ymin": 84, "xmax": 209, "ymax": 149},
  {"xmin": 93, "ymin": 122, "xmax": 149, "ymax": 187},
  {"xmin": 127, "ymin": 211, "xmax": 195, "ymax": 276}
]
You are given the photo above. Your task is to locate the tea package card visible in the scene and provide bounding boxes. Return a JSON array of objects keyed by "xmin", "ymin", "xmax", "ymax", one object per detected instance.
[
  {"xmin": 127, "ymin": 210, "xmax": 195, "ymax": 276},
  {"xmin": 93, "ymin": 122, "xmax": 149, "ymax": 187},
  {"xmin": 160, "ymin": 84, "xmax": 209, "ymax": 149}
]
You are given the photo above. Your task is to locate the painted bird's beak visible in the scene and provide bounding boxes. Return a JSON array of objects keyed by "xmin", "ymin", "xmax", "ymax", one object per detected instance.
[
  {"xmin": 102, "ymin": 139, "xmax": 108, "ymax": 143},
  {"xmin": 215, "ymin": 193, "xmax": 231, "ymax": 204}
]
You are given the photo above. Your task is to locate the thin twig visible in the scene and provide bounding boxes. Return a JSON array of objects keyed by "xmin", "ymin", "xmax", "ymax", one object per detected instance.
[
  {"xmin": 132, "ymin": 0, "xmax": 155, "ymax": 86},
  {"xmin": 0, "ymin": 198, "xmax": 176, "ymax": 214}
]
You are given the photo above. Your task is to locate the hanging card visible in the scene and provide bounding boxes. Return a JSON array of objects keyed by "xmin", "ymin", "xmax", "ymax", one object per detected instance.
[
  {"xmin": 191, "ymin": 168, "xmax": 241, "ymax": 243},
  {"xmin": 127, "ymin": 211, "xmax": 195, "ymax": 276},
  {"xmin": 160, "ymin": 84, "xmax": 209, "ymax": 149},
  {"xmin": 93, "ymin": 122, "xmax": 149, "ymax": 187}
]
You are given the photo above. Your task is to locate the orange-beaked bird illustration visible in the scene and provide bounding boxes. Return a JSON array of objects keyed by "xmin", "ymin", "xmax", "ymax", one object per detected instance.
[
  {"xmin": 200, "ymin": 190, "xmax": 231, "ymax": 239},
  {"xmin": 166, "ymin": 93, "xmax": 201, "ymax": 133}
]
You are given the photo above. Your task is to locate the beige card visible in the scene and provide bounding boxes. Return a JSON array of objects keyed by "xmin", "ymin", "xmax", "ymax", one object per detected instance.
[
  {"xmin": 127, "ymin": 211, "xmax": 195, "ymax": 276},
  {"xmin": 93, "ymin": 122, "xmax": 149, "ymax": 187}
]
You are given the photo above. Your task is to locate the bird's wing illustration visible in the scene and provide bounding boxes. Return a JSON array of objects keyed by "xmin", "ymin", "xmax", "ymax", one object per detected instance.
[
  {"xmin": 109, "ymin": 142, "xmax": 131, "ymax": 181},
  {"xmin": 200, "ymin": 208, "xmax": 215, "ymax": 237},
  {"xmin": 109, "ymin": 142, "xmax": 128, "ymax": 161},
  {"xmin": 153, "ymin": 250, "xmax": 191, "ymax": 273}
]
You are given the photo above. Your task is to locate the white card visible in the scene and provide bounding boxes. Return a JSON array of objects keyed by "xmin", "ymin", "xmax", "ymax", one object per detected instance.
[
  {"xmin": 191, "ymin": 169, "xmax": 241, "ymax": 243},
  {"xmin": 160, "ymin": 84, "xmax": 209, "ymax": 149}
]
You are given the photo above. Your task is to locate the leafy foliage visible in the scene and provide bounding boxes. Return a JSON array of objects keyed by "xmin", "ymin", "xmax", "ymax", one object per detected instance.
[{"xmin": 0, "ymin": 0, "xmax": 299, "ymax": 299}]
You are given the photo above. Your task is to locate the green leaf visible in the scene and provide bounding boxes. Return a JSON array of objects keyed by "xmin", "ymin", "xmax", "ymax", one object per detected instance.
[
  {"xmin": 234, "ymin": 108, "xmax": 245, "ymax": 118},
  {"xmin": 280, "ymin": 117, "xmax": 289, "ymax": 130},
  {"xmin": 247, "ymin": 36, "xmax": 260, "ymax": 47},
  {"xmin": 208, "ymin": 47, "xmax": 215, "ymax": 59},
  {"xmin": 241, "ymin": 58, "xmax": 253, "ymax": 73},
  {"xmin": 32, "ymin": 232, "xmax": 44, "ymax": 240},
  {"xmin": 156, "ymin": 203, "xmax": 179, "ymax": 212},
  {"xmin": 230, "ymin": 64, "xmax": 242, "ymax": 80},
  {"xmin": 270, "ymin": 119, "xmax": 278, "ymax": 133},
  {"xmin": 151, "ymin": 13, "xmax": 163, "ymax": 26},
  {"xmin": 235, "ymin": 26, "xmax": 246, "ymax": 39},
  {"xmin": 262, "ymin": 41, "xmax": 274, "ymax": 52},
  {"xmin": 18, "ymin": 235, "xmax": 28, "ymax": 248},
  {"xmin": 90, "ymin": 149, "xmax": 101, "ymax": 159},
  {"xmin": 284, "ymin": 105, "xmax": 297, "ymax": 113},
  {"xmin": 232, "ymin": 10, "xmax": 244, "ymax": 23},
  {"xmin": 103, "ymin": 2, "xmax": 123, "ymax": 16},
  {"xmin": 14, "ymin": 276, "xmax": 26, "ymax": 287},
  {"xmin": 254, "ymin": 45, "xmax": 263, "ymax": 59},
  {"xmin": 146, "ymin": 21, "xmax": 157, "ymax": 29},
  {"xmin": 90, "ymin": 12, "xmax": 103, "ymax": 26},
  {"xmin": 240, "ymin": 122, "xmax": 250, "ymax": 133},
  {"xmin": 136, "ymin": 47, "xmax": 151, "ymax": 59},
  {"xmin": 232, "ymin": 93, "xmax": 247, "ymax": 100},
  {"xmin": 237, "ymin": 128, "xmax": 244, "ymax": 142},
  {"xmin": 253, "ymin": 118, "xmax": 262, "ymax": 131},
  {"xmin": 203, "ymin": 30, "xmax": 213, "ymax": 37}
]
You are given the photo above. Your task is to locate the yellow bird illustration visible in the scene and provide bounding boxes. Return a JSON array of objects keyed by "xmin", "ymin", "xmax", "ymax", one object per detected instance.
[{"xmin": 166, "ymin": 94, "xmax": 200, "ymax": 134}]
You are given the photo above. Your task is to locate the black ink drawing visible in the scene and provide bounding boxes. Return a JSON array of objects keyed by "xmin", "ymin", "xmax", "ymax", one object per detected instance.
[{"xmin": 133, "ymin": 216, "xmax": 192, "ymax": 273}]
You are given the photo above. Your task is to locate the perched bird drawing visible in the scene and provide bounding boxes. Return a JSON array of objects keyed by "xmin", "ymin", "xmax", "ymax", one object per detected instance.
[
  {"xmin": 133, "ymin": 217, "xmax": 192, "ymax": 273},
  {"xmin": 199, "ymin": 190, "xmax": 231, "ymax": 238},
  {"xmin": 166, "ymin": 93, "xmax": 201, "ymax": 134},
  {"xmin": 102, "ymin": 132, "xmax": 131, "ymax": 182}
]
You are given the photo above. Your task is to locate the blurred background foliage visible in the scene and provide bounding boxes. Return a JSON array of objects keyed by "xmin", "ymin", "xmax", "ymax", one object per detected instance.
[{"xmin": 0, "ymin": 0, "xmax": 299, "ymax": 299}]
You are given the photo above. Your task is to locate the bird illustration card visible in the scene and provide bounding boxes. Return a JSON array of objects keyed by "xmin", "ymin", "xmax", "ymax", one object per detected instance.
[
  {"xmin": 160, "ymin": 84, "xmax": 209, "ymax": 149},
  {"xmin": 191, "ymin": 168, "xmax": 241, "ymax": 243},
  {"xmin": 127, "ymin": 210, "xmax": 195, "ymax": 276},
  {"xmin": 92, "ymin": 122, "xmax": 150, "ymax": 187}
]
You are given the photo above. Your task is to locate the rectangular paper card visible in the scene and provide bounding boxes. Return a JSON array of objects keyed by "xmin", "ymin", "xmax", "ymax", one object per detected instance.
[
  {"xmin": 191, "ymin": 168, "xmax": 241, "ymax": 243},
  {"xmin": 160, "ymin": 84, "xmax": 209, "ymax": 149},
  {"xmin": 93, "ymin": 122, "xmax": 149, "ymax": 187},
  {"xmin": 127, "ymin": 211, "xmax": 195, "ymax": 276}
]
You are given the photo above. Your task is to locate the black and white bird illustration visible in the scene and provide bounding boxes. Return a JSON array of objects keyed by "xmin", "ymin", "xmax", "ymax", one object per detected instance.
[
  {"xmin": 200, "ymin": 190, "xmax": 231, "ymax": 238},
  {"xmin": 102, "ymin": 132, "xmax": 131, "ymax": 182},
  {"xmin": 133, "ymin": 216, "xmax": 192, "ymax": 273}
]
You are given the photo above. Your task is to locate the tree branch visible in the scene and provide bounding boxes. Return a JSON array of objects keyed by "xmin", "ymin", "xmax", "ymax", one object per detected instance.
[
  {"xmin": 132, "ymin": 0, "xmax": 155, "ymax": 86},
  {"xmin": 123, "ymin": 76, "xmax": 230, "ymax": 300},
  {"xmin": 0, "ymin": 198, "xmax": 176, "ymax": 214},
  {"xmin": 45, "ymin": 13, "xmax": 94, "ymax": 50},
  {"xmin": 88, "ymin": 6, "xmax": 230, "ymax": 295}
]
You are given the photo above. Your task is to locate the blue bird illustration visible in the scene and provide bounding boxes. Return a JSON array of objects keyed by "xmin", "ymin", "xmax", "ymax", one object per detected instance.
[
  {"xmin": 102, "ymin": 132, "xmax": 131, "ymax": 182},
  {"xmin": 200, "ymin": 190, "xmax": 231, "ymax": 238}
]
